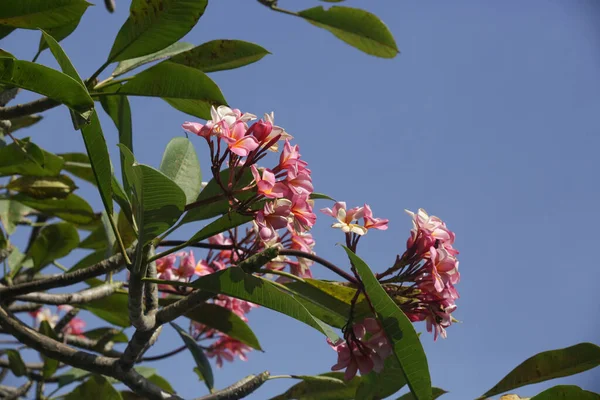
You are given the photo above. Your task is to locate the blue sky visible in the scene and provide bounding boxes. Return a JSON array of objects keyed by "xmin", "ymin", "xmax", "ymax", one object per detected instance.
[{"xmin": 3, "ymin": 0, "xmax": 600, "ymax": 399}]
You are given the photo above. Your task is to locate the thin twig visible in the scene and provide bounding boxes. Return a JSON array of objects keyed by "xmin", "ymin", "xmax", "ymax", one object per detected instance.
[
  {"xmin": 0, "ymin": 98, "xmax": 59, "ymax": 120},
  {"xmin": 14, "ymin": 282, "xmax": 123, "ymax": 305}
]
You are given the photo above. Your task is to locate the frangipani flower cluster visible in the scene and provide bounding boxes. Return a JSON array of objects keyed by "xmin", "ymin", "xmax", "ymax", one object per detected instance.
[
  {"xmin": 328, "ymin": 318, "xmax": 393, "ymax": 380},
  {"xmin": 29, "ymin": 305, "xmax": 86, "ymax": 336}
]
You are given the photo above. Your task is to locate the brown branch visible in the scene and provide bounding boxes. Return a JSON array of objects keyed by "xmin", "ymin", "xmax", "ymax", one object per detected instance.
[
  {"xmin": 0, "ymin": 248, "xmax": 133, "ymax": 298},
  {"xmin": 0, "ymin": 307, "xmax": 181, "ymax": 400},
  {"xmin": 140, "ymin": 345, "xmax": 187, "ymax": 362},
  {"xmin": 7, "ymin": 302, "xmax": 41, "ymax": 313},
  {"xmin": 14, "ymin": 283, "xmax": 123, "ymax": 305},
  {"xmin": 0, "ymin": 97, "xmax": 59, "ymax": 120},
  {"xmin": 118, "ymin": 327, "xmax": 162, "ymax": 370},
  {"xmin": 155, "ymin": 290, "xmax": 214, "ymax": 326},
  {"xmin": 63, "ymin": 334, "xmax": 122, "ymax": 358},
  {"xmin": 194, "ymin": 372, "xmax": 270, "ymax": 400},
  {"xmin": 1, "ymin": 380, "xmax": 33, "ymax": 400}
]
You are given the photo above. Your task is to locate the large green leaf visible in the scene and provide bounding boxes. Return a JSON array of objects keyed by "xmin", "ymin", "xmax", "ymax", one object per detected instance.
[
  {"xmin": 180, "ymin": 167, "xmax": 254, "ymax": 224},
  {"xmin": 269, "ymin": 372, "xmax": 361, "ymax": 400},
  {"xmin": 81, "ymin": 110, "xmax": 114, "ymax": 216},
  {"xmin": 108, "ymin": 0, "xmax": 208, "ymax": 62},
  {"xmin": 99, "ymin": 85, "xmax": 133, "ymax": 195},
  {"xmin": 530, "ymin": 385, "xmax": 600, "ymax": 400},
  {"xmin": 9, "ymin": 115, "xmax": 44, "ymax": 133},
  {"xmin": 0, "ymin": 139, "xmax": 64, "ymax": 177},
  {"xmin": 0, "ymin": 0, "xmax": 90, "ymax": 29},
  {"xmin": 79, "ymin": 223, "xmax": 108, "ymax": 250},
  {"xmin": 111, "ymin": 41, "xmax": 194, "ymax": 77},
  {"xmin": 110, "ymin": 62, "xmax": 226, "ymax": 121},
  {"xmin": 5, "ymin": 349, "xmax": 27, "ymax": 377},
  {"xmin": 56, "ymin": 368, "xmax": 91, "ymax": 389},
  {"xmin": 9, "ymin": 193, "xmax": 97, "ymax": 225},
  {"xmin": 6, "ymin": 175, "xmax": 77, "ymax": 199},
  {"xmin": 480, "ymin": 343, "xmax": 600, "ymax": 399},
  {"xmin": 343, "ymin": 246, "xmax": 431, "ymax": 400},
  {"xmin": 59, "ymin": 152, "xmax": 95, "ymax": 184},
  {"xmin": 40, "ymin": 30, "xmax": 82, "ymax": 83},
  {"xmin": 185, "ymin": 303, "xmax": 261, "ymax": 350},
  {"xmin": 171, "ymin": 322, "xmax": 214, "ymax": 392},
  {"xmin": 148, "ymin": 267, "xmax": 339, "ymax": 342},
  {"xmin": 38, "ymin": 16, "xmax": 83, "ymax": 53},
  {"xmin": 159, "ymin": 137, "xmax": 202, "ymax": 204},
  {"xmin": 65, "ymin": 375, "xmax": 122, "ymax": 400},
  {"xmin": 169, "ymin": 40, "xmax": 270, "ymax": 73},
  {"xmin": 80, "ymin": 292, "xmax": 130, "ymax": 327},
  {"xmin": 0, "ymin": 199, "xmax": 32, "ymax": 234},
  {"xmin": 395, "ymin": 387, "xmax": 447, "ymax": 400},
  {"xmin": 83, "ymin": 327, "xmax": 128, "ymax": 343},
  {"xmin": 128, "ymin": 162, "xmax": 186, "ymax": 245},
  {"xmin": 0, "ymin": 58, "xmax": 93, "ymax": 117},
  {"xmin": 297, "ymin": 6, "xmax": 398, "ymax": 58},
  {"xmin": 22, "ymin": 222, "xmax": 79, "ymax": 272},
  {"xmin": 188, "ymin": 211, "xmax": 255, "ymax": 244},
  {"xmin": 356, "ymin": 356, "xmax": 408, "ymax": 400}
]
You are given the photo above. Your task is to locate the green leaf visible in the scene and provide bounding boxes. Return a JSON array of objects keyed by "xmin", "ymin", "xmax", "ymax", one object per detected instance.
[
  {"xmin": 480, "ymin": 343, "xmax": 600, "ymax": 398},
  {"xmin": 356, "ymin": 356, "xmax": 407, "ymax": 400},
  {"xmin": 111, "ymin": 41, "xmax": 195, "ymax": 77},
  {"xmin": 269, "ymin": 372, "xmax": 361, "ymax": 400},
  {"xmin": 180, "ymin": 167, "xmax": 254, "ymax": 224},
  {"xmin": 6, "ymin": 175, "xmax": 77, "ymax": 199},
  {"xmin": 59, "ymin": 152, "xmax": 95, "ymax": 184},
  {"xmin": 0, "ymin": 139, "xmax": 64, "ymax": 177},
  {"xmin": 6, "ymin": 349, "xmax": 27, "ymax": 377},
  {"xmin": 110, "ymin": 61, "xmax": 226, "ymax": 121},
  {"xmin": 530, "ymin": 385, "xmax": 600, "ymax": 400},
  {"xmin": 147, "ymin": 373, "xmax": 175, "ymax": 393},
  {"xmin": 9, "ymin": 115, "xmax": 44, "ymax": 133},
  {"xmin": 169, "ymin": 40, "xmax": 270, "ymax": 73},
  {"xmin": 310, "ymin": 192, "xmax": 336, "ymax": 202},
  {"xmin": 40, "ymin": 29, "xmax": 82, "ymax": 83},
  {"xmin": 171, "ymin": 322, "xmax": 214, "ymax": 392},
  {"xmin": 0, "ymin": 26, "xmax": 14, "ymax": 40},
  {"xmin": 297, "ymin": 6, "xmax": 398, "ymax": 58},
  {"xmin": 185, "ymin": 303, "xmax": 262, "ymax": 350},
  {"xmin": 56, "ymin": 368, "xmax": 91, "ymax": 389},
  {"xmin": 39, "ymin": 320, "xmax": 60, "ymax": 378},
  {"xmin": 395, "ymin": 387, "xmax": 448, "ymax": 400},
  {"xmin": 38, "ymin": 16, "xmax": 83, "ymax": 53},
  {"xmin": 187, "ymin": 211, "xmax": 255, "ymax": 244},
  {"xmin": 159, "ymin": 137, "xmax": 202, "ymax": 204},
  {"xmin": 40, "ymin": 29, "xmax": 91, "ymax": 127},
  {"xmin": 68, "ymin": 249, "xmax": 106, "ymax": 287},
  {"xmin": 0, "ymin": 198, "xmax": 32, "ymax": 234},
  {"xmin": 343, "ymin": 246, "xmax": 431, "ymax": 400},
  {"xmin": 81, "ymin": 110, "xmax": 114, "ymax": 215},
  {"xmin": 80, "ymin": 292, "xmax": 130, "ymax": 327},
  {"xmin": 108, "ymin": 0, "xmax": 208, "ymax": 62},
  {"xmin": 23, "ymin": 222, "xmax": 79, "ymax": 273},
  {"xmin": 9, "ymin": 193, "xmax": 97, "ymax": 225},
  {"xmin": 99, "ymin": 86, "xmax": 133, "ymax": 196},
  {"xmin": 129, "ymin": 162, "xmax": 186, "ymax": 245},
  {"xmin": 0, "ymin": 0, "xmax": 90, "ymax": 29},
  {"xmin": 0, "ymin": 58, "xmax": 94, "ymax": 117},
  {"xmin": 79, "ymin": 224, "xmax": 108, "ymax": 250},
  {"xmin": 65, "ymin": 375, "xmax": 123, "ymax": 400},
  {"xmin": 83, "ymin": 327, "xmax": 128, "ymax": 343},
  {"xmin": 7, "ymin": 246, "xmax": 33, "ymax": 272},
  {"xmin": 149, "ymin": 267, "xmax": 339, "ymax": 342}
]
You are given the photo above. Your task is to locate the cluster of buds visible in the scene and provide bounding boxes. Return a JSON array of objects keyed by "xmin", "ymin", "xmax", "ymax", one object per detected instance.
[{"xmin": 29, "ymin": 305, "xmax": 86, "ymax": 336}]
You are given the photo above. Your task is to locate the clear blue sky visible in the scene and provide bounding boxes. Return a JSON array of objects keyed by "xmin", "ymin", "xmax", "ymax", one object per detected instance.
[{"xmin": 3, "ymin": 0, "xmax": 600, "ymax": 399}]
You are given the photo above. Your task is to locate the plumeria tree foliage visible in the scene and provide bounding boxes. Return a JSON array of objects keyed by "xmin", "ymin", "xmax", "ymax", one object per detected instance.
[{"xmin": 0, "ymin": 1, "xmax": 598, "ymax": 400}]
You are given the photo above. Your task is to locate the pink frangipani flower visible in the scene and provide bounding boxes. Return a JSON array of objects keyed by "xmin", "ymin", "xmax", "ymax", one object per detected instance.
[{"xmin": 220, "ymin": 121, "xmax": 259, "ymax": 157}]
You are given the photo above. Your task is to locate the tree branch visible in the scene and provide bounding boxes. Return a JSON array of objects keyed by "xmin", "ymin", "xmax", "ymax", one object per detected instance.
[
  {"xmin": 0, "ymin": 307, "xmax": 181, "ymax": 400},
  {"xmin": 0, "ymin": 248, "xmax": 133, "ymax": 298},
  {"xmin": 155, "ymin": 290, "xmax": 214, "ymax": 326},
  {"xmin": 0, "ymin": 97, "xmax": 59, "ymax": 120},
  {"xmin": 14, "ymin": 282, "xmax": 123, "ymax": 305},
  {"xmin": 194, "ymin": 372, "xmax": 270, "ymax": 400}
]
